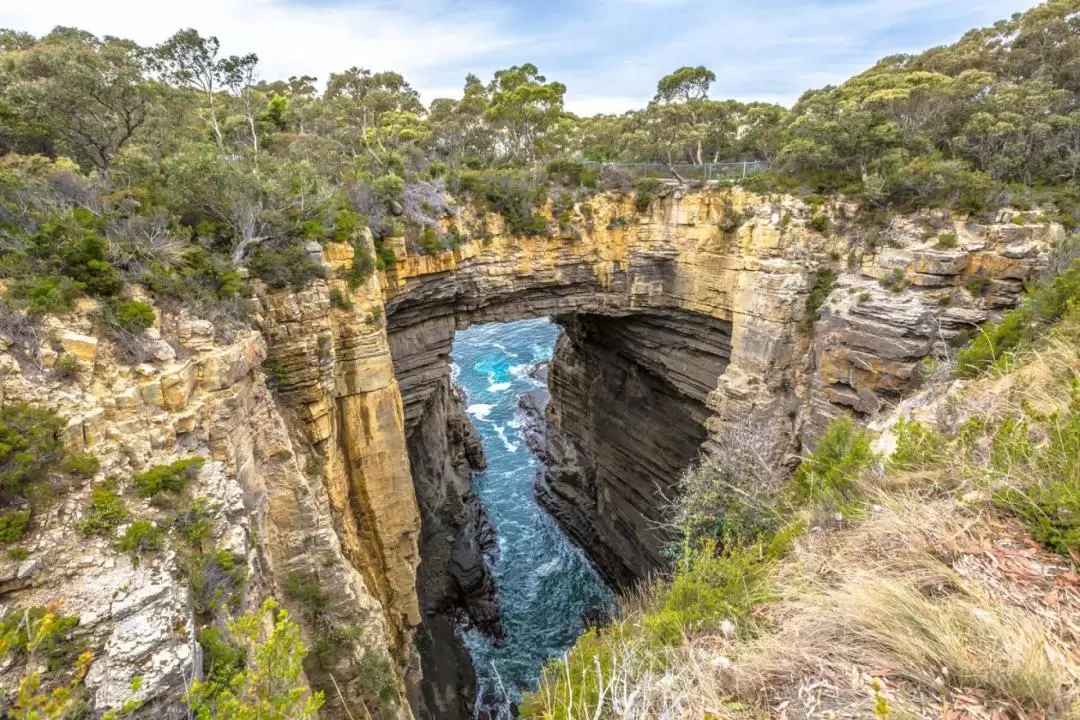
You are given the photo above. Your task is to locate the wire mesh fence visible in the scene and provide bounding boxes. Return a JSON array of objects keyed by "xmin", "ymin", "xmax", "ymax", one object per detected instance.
[{"xmin": 582, "ymin": 160, "xmax": 770, "ymax": 182}]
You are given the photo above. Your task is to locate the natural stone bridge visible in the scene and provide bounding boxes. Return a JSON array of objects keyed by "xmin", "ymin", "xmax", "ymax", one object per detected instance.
[{"xmin": 259, "ymin": 188, "xmax": 1052, "ymax": 719}]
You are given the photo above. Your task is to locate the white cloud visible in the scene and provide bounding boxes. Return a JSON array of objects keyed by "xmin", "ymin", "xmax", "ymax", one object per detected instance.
[
  {"xmin": 0, "ymin": 0, "xmax": 1046, "ymax": 115},
  {"xmin": 0, "ymin": 0, "xmax": 518, "ymax": 97}
]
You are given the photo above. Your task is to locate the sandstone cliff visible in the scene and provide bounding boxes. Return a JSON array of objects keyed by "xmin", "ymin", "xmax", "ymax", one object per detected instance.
[{"xmin": 0, "ymin": 188, "xmax": 1058, "ymax": 718}]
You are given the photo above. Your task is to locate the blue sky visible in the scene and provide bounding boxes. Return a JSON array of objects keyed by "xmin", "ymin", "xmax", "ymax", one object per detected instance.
[{"xmin": 0, "ymin": 0, "xmax": 1042, "ymax": 114}]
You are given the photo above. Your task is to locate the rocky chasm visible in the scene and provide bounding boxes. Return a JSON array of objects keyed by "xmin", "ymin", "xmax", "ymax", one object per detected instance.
[{"xmin": 0, "ymin": 189, "xmax": 1056, "ymax": 719}]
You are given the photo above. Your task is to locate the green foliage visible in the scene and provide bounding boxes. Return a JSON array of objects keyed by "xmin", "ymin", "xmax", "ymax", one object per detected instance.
[
  {"xmin": 546, "ymin": 159, "xmax": 595, "ymax": 188},
  {"xmin": 880, "ymin": 268, "xmax": 910, "ymax": 293},
  {"xmin": 108, "ymin": 300, "xmax": 156, "ymax": 334},
  {"xmin": 997, "ymin": 481, "xmax": 1079, "ymax": 559},
  {"xmin": 247, "ymin": 242, "xmax": 327, "ymax": 291},
  {"xmin": 328, "ymin": 288, "xmax": 352, "ymax": 310},
  {"xmin": 189, "ymin": 549, "xmax": 247, "ymax": 614},
  {"xmin": 805, "ymin": 266, "xmax": 838, "ymax": 318},
  {"xmin": 645, "ymin": 539, "xmax": 776, "ymax": 645},
  {"xmin": 53, "ymin": 354, "xmax": 79, "ymax": 380},
  {"xmin": 346, "ymin": 243, "xmax": 376, "ymax": 288},
  {"xmin": 11, "ymin": 275, "xmax": 83, "ymax": 313},
  {"xmin": 0, "ymin": 606, "xmax": 82, "ymax": 670},
  {"xmin": 186, "ymin": 599, "xmax": 323, "ymax": 720},
  {"xmin": 935, "ymin": 232, "xmax": 958, "ymax": 249},
  {"xmin": 808, "ymin": 214, "xmax": 830, "ymax": 234},
  {"xmin": 417, "ymin": 226, "xmax": 442, "ymax": 255},
  {"xmin": 116, "ymin": 520, "xmax": 164, "ymax": 558},
  {"xmin": 0, "ymin": 403, "xmax": 66, "ymax": 501},
  {"xmin": 633, "ymin": 179, "xmax": 662, "ymax": 213},
  {"xmin": 6, "ymin": 546, "xmax": 29, "ymax": 561},
  {"xmin": 62, "ymin": 453, "xmax": 99, "ymax": 478},
  {"xmin": 197, "ymin": 626, "xmax": 245, "ymax": 686},
  {"xmin": 0, "ymin": 510, "xmax": 30, "ymax": 544},
  {"xmin": 132, "ymin": 457, "xmax": 205, "ymax": 499},
  {"xmin": 78, "ymin": 485, "xmax": 128, "ymax": 536},
  {"xmin": 454, "ymin": 168, "xmax": 549, "ymax": 236},
  {"xmin": 790, "ymin": 416, "xmax": 874, "ymax": 505},
  {"xmin": 966, "ymin": 275, "xmax": 991, "ymax": 296},
  {"xmin": 371, "ymin": 174, "xmax": 405, "ymax": 208},
  {"xmin": 888, "ymin": 419, "xmax": 948, "ymax": 471},
  {"xmin": 356, "ymin": 648, "xmax": 399, "ymax": 711},
  {"xmin": 957, "ymin": 260, "xmax": 1080, "ymax": 377},
  {"xmin": 988, "ymin": 390, "xmax": 1080, "ymax": 558}
]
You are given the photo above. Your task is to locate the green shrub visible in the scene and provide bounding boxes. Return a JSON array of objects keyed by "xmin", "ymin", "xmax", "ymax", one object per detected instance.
[
  {"xmin": 805, "ymin": 267, "xmax": 838, "ymax": 318},
  {"xmin": 346, "ymin": 243, "xmax": 376, "ymax": 288},
  {"xmin": 12, "ymin": 275, "xmax": 83, "ymax": 313},
  {"xmin": 6, "ymin": 546, "xmax": 29, "ymax": 561},
  {"xmin": 357, "ymin": 647, "xmax": 399, "ymax": 711},
  {"xmin": 935, "ymin": 232, "xmax": 958, "ymax": 249},
  {"xmin": 78, "ymin": 485, "xmax": 128, "ymax": 536},
  {"xmin": 888, "ymin": 419, "xmax": 948, "ymax": 470},
  {"xmin": 997, "ymin": 481, "xmax": 1079, "ymax": 558},
  {"xmin": 197, "ymin": 626, "xmax": 245, "ymax": 686},
  {"xmin": 957, "ymin": 260, "xmax": 1080, "ymax": 377},
  {"xmin": 186, "ymin": 600, "xmax": 323, "ymax": 719},
  {"xmin": 371, "ymin": 174, "xmax": 405, "ymax": 208},
  {"xmin": 965, "ymin": 275, "xmax": 991, "ymax": 296},
  {"xmin": 790, "ymin": 416, "xmax": 874, "ymax": 505},
  {"xmin": 297, "ymin": 219, "xmax": 326, "ymax": 241},
  {"xmin": 53, "ymin": 354, "xmax": 79, "ymax": 380},
  {"xmin": 0, "ymin": 510, "xmax": 30, "ymax": 544},
  {"xmin": 0, "ymin": 403, "xmax": 66, "ymax": 502},
  {"xmin": 646, "ymin": 540, "xmax": 776, "ymax": 646},
  {"xmin": 132, "ymin": 457, "xmax": 205, "ymax": 499},
  {"xmin": 247, "ymin": 243, "xmax": 327, "ymax": 291},
  {"xmin": 546, "ymin": 159, "xmax": 590, "ymax": 188},
  {"xmin": 716, "ymin": 199, "xmax": 748, "ymax": 233},
  {"xmin": 174, "ymin": 498, "xmax": 214, "ymax": 546},
  {"xmin": 634, "ymin": 188, "xmax": 653, "ymax": 213},
  {"xmin": 109, "ymin": 300, "xmax": 156, "ymax": 334},
  {"xmin": 190, "ymin": 549, "xmax": 247, "ymax": 613},
  {"xmin": 880, "ymin": 267, "xmax": 910, "ymax": 293},
  {"xmin": 62, "ymin": 453, "xmax": 99, "ymax": 478},
  {"xmin": 328, "ymin": 288, "xmax": 352, "ymax": 310},
  {"xmin": 331, "ymin": 208, "xmax": 365, "ymax": 242},
  {"xmin": 809, "ymin": 214, "xmax": 830, "ymax": 234},
  {"xmin": 117, "ymin": 520, "xmax": 164, "ymax": 558},
  {"xmin": 0, "ymin": 605, "xmax": 81, "ymax": 669},
  {"xmin": 417, "ymin": 227, "xmax": 442, "ymax": 255}
]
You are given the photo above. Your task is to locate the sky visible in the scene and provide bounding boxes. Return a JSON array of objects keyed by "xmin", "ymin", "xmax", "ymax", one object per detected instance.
[{"xmin": 0, "ymin": 0, "xmax": 1042, "ymax": 115}]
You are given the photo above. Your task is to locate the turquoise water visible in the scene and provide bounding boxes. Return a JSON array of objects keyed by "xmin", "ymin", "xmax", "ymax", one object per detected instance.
[{"xmin": 450, "ymin": 318, "xmax": 615, "ymax": 716}]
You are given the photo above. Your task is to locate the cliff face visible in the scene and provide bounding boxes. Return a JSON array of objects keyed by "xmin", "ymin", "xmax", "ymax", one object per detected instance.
[
  {"xmin": 381, "ymin": 189, "xmax": 1057, "ymax": 591},
  {"xmin": 0, "ymin": 262, "xmax": 414, "ymax": 718},
  {"xmin": 0, "ymin": 189, "xmax": 1058, "ymax": 718}
]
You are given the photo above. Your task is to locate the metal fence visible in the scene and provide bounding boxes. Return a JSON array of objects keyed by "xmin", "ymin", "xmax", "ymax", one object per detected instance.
[{"xmin": 582, "ymin": 160, "xmax": 770, "ymax": 182}]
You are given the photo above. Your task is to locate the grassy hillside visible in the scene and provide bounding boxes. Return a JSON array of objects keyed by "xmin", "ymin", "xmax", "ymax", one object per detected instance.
[{"xmin": 521, "ymin": 259, "xmax": 1080, "ymax": 719}]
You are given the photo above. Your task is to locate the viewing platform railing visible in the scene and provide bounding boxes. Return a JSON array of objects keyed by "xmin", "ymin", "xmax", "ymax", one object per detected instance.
[{"xmin": 581, "ymin": 160, "xmax": 770, "ymax": 182}]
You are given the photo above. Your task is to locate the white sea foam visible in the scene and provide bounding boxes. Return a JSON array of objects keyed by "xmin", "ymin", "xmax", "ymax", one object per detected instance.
[
  {"xmin": 487, "ymin": 381, "xmax": 512, "ymax": 393},
  {"xmin": 467, "ymin": 404, "xmax": 493, "ymax": 421},
  {"xmin": 493, "ymin": 424, "xmax": 519, "ymax": 453},
  {"xmin": 509, "ymin": 363, "xmax": 531, "ymax": 380}
]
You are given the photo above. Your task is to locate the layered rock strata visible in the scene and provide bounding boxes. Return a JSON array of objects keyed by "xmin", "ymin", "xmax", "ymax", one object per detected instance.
[{"xmin": 0, "ymin": 189, "xmax": 1058, "ymax": 719}]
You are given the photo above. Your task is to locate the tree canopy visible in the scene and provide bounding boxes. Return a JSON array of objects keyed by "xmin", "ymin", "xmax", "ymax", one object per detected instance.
[{"xmin": 0, "ymin": 1, "xmax": 1076, "ymax": 328}]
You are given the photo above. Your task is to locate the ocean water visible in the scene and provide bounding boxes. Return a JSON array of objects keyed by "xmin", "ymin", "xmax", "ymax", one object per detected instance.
[{"xmin": 450, "ymin": 318, "xmax": 615, "ymax": 715}]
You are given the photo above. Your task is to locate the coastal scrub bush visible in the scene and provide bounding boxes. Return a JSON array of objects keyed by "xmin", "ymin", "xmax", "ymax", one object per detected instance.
[
  {"xmin": 107, "ymin": 300, "xmax": 156, "ymax": 335},
  {"xmin": 78, "ymin": 484, "xmax": 128, "ymax": 536},
  {"xmin": 789, "ymin": 416, "xmax": 874, "ymax": 505},
  {"xmin": 132, "ymin": 457, "xmax": 205, "ymax": 500},
  {"xmin": 186, "ymin": 599, "xmax": 323, "ymax": 720},
  {"xmin": 116, "ymin": 520, "xmax": 164, "ymax": 559},
  {"xmin": 956, "ymin": 259, "xmax": 1080, "ymax": 376},
  {"xmin": 805, "ymin": 266, "xmax": 838, "ymax": 319}
]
